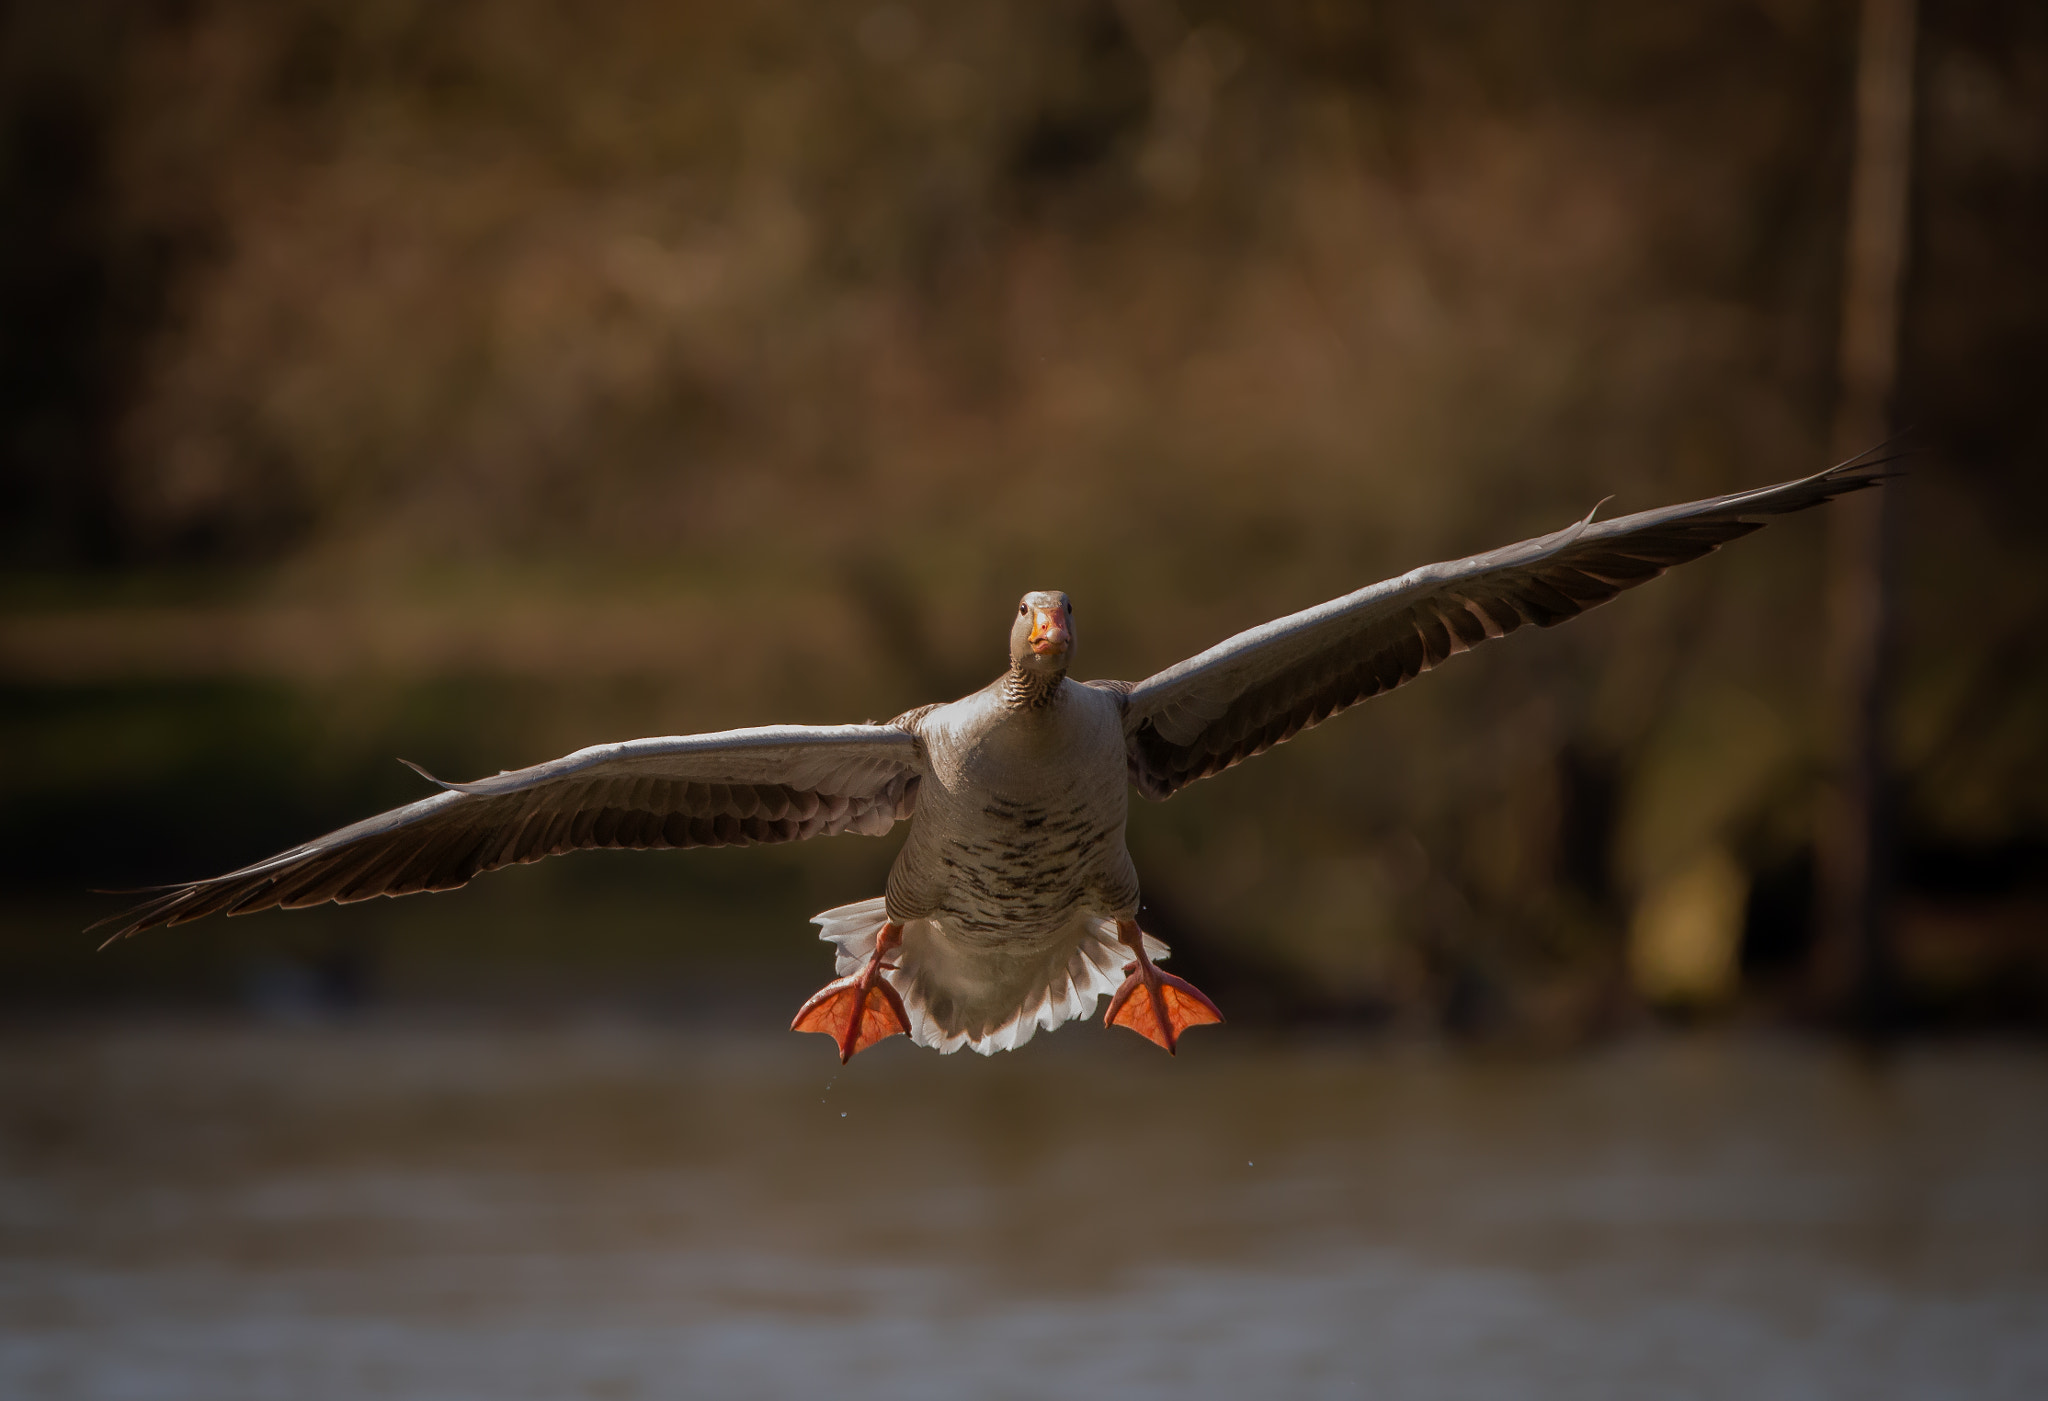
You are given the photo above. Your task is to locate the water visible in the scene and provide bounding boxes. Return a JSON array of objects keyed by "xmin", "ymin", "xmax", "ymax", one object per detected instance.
[{"xmin": 2, "ymin": 1021, "xmax": 2045, "ymax": 1399}]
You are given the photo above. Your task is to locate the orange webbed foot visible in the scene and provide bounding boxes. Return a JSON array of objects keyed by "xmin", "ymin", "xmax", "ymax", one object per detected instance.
[
  {"xmin": 792, "ymin": 976, "xmax": 910, "ymax": 1063},
  {"xmin": 792, "ymin": 921, "xmax": 909, "ymax": 1063},
  {"xmin": 1105, "ymin": 962, "xmax": 1224, "ymax": 1055}
]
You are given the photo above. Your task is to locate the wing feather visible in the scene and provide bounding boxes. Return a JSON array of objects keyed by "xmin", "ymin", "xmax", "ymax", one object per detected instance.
[
  {"xmin": 94, "ymin": 724, "xmax": 924, "ymax": 943},
  {"xmin": 1115, "ymin": 455, "xmax": 1892, "ymax": 799}
]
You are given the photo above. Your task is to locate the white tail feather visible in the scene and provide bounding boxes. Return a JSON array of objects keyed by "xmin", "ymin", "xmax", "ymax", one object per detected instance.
[{"xmin": 809, "ymin": 897, "xmax": 1168, "ymax": 1056}]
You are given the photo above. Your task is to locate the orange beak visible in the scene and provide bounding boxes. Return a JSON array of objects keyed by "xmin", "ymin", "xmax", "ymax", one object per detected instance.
[{"xmin": 1028, "ymin": 606, "xmax": 1071, "ymax": 657}]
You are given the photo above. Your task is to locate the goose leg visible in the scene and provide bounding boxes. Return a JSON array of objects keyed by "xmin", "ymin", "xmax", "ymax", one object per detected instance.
[
  {"xmin": 1104, "ymin": 918, "xmax": 1224, "ymax": 1054},
  {"xmin": 791, "ymin": 920, "xmax": 911, "ymax": 1063}
]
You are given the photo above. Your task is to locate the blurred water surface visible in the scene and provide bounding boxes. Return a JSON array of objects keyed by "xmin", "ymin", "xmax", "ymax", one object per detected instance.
[{"xmin": 2, "ymin": 1024, "xmax": 2044, "ymax": 1399}]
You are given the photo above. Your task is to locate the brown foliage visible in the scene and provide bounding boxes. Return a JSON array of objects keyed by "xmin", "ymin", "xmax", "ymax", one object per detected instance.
[{"xmin": 5, "ymin": 0, "xmax": 2044, "ymax": 1027}]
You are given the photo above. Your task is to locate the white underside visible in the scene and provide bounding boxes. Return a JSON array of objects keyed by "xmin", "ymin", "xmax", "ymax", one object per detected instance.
[{"xmin": 811, "ymin": 897, "xmax": 1169, "ymax": 1056}]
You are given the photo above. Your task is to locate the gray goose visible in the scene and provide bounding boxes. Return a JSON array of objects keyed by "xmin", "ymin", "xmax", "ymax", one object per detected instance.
[{"xmin": 96, "ymin": 457, "xmax": 1888, "ymax": 1059}]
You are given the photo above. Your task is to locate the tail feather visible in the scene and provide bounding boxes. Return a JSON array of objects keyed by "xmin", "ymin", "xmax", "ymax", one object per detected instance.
[{"xmin": 809, "ymin": 898, "xmax": 1167, "ymax": 1056}]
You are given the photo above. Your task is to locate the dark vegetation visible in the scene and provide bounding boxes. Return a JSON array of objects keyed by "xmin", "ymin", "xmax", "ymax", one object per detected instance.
[{"xmin": 3, "ymin": 0, "xmax": 2043, "ymax": 1033}]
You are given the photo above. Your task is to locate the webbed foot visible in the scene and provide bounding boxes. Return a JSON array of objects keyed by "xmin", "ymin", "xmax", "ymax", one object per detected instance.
[
  {"xmin": 792, "ymin": 920, "xmax": 909, "ymax": 1062},
  {"xmin": 1103, "ymin": 919, "xmax": 1223, "ymax": 1054}
]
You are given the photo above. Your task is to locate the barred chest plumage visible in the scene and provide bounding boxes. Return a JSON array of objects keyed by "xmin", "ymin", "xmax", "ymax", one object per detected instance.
[{"xmin": 885, "ymin": 678, "xmax": 1138, "ymax": 938}]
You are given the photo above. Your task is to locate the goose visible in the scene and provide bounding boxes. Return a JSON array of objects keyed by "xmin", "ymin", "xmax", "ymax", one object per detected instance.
[{"xmin": 95, "ymin": 456, "xmax": 1889, "ymax": 1059}]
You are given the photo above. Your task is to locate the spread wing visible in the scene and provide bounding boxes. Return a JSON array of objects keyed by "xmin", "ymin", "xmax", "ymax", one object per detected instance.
[
  {"xmin": 94, "ymin": 724, "xmax": 924, "ymax": 942},
  {"xmin": 1115, "ymin": 456, "xmax": 1891, "ymax": 799}
]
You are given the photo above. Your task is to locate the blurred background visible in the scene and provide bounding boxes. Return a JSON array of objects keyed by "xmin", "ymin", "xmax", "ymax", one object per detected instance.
[{"xmin": 3, "ymin": 2, "xmax": 2045, "ymax": 1396}]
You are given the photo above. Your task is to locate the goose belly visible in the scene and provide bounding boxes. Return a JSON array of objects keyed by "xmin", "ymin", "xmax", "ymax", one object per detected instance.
[{"xmin": 917, "ymin": 791, "xmax": 1133, "ymax": 938}]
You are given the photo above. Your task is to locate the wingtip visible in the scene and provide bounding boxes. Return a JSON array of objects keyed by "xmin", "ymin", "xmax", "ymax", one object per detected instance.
[
  {"xmin": 1727, "ymin": 439, "xmax": 1907, "ymax": 518},
  {"xmin": 84, "ymin": 895, "xmax": 143, "ymax": 932},
  {"xmin": 1819, "ymin": 458, "xmax": 1906, "ymax": 498},
  {"xmin": 1827, "ymin": 433, "xmax": 1915, "ymax": 482},
  {"xmin": 85, "ymin": 901, "xmax": 148, "ymax": 947},
  {"xmin": 87, "ymin": 878, "xmax": 198, "ymax": 945}
]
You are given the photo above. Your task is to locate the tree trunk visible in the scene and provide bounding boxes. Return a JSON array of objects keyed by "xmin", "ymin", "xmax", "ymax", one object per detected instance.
[{"xmin": 1816, "ymin": 0, "xmax": 1916, "ymax": 1033}]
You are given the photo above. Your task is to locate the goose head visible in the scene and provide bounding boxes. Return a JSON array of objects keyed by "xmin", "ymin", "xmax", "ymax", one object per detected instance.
[{"xmin": 1009, "ymin": 590, "xmax": 1074, "ymax": 677}]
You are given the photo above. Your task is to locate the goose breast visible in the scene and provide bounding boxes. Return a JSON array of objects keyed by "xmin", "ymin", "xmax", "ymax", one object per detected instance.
[{"xmin": 887, "ymin": 682, "xmax": 1136, "ymax": 937}]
